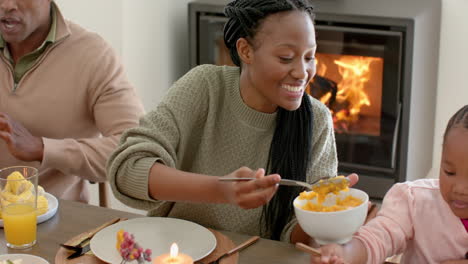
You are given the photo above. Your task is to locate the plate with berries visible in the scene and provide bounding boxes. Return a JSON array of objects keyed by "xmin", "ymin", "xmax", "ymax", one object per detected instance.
[{"xmin": 90, "ymin": 217, "xmax": 216, "ymax": 263}]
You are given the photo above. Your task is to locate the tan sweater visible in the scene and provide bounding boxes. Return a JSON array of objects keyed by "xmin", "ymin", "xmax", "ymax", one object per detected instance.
[
  {"xmin": 0, "ymin": 4, "xmax": 144, "ymax": 202},
  {"xmin": 108, "ymin": 65, "xmax": 337, "ymax": 242}
]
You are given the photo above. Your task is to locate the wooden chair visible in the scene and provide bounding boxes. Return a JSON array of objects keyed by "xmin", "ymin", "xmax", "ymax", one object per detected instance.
[
  {"xmin": 98, "ymin": 182, "xmax": 110, "ymax": 208},
  {"xmin": 89, "ymin": 181, "xmax": 110, "ymax": 208}
]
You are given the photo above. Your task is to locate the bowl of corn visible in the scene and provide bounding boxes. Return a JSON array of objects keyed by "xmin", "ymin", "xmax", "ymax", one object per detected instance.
[{"xmin": 293, "ymin": 177, "xmax": 368, "ymax": 245}]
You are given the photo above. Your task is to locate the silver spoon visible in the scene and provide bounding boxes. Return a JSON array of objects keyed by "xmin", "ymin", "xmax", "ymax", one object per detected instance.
[{"xmin": 219, "ymin": 176, "xmax": 350, "ymax": 190}]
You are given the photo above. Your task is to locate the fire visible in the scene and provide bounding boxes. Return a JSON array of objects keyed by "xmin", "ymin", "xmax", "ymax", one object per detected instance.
[
  {"xmin": 313, "ymin": 55, "xmax": 382, "ymax": 132},
  {"xmin": 333, "ymin": 56, "xmax": 378, "ymax": 123}
]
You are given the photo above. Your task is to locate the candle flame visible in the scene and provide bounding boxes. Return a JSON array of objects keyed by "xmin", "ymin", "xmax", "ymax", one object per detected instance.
[{"xmin": 170, "ymin": 243, "xmax": 179, "ymax": 258}]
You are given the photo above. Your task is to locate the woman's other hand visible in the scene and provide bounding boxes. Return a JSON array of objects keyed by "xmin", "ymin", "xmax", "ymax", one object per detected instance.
[
  {"xmin": 346, "ymin": 173, "xmax": 359, "ymax": 187},
  {"xmin": 221, "ymin": 167, "xmax": 281, "ymax": 209}
]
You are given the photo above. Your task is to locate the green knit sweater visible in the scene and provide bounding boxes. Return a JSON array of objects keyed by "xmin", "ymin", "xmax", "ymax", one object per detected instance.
[{"xmin": 107, "ymin": 64, "xmax": 337, "ymax": 242}]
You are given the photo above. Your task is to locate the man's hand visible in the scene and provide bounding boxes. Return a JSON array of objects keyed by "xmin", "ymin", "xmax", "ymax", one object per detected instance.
[
  {"xmin": 441, "ymin": 260, "xmax": 468, "ymax": 264},
  {"xmin": 0, "ymin": 113, "xmax": 44, "ymax": 162}
]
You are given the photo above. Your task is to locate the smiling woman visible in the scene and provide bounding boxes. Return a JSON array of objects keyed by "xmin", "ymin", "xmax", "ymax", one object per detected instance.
[{"xmin": 107, "ymin": 0, "xmax": 354, "ymax": 245}]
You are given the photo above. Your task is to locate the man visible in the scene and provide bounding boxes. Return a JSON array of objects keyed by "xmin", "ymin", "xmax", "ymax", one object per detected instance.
[{"xmin": 0, "ymin": 0, "xmax": 144, "ymax": 203}]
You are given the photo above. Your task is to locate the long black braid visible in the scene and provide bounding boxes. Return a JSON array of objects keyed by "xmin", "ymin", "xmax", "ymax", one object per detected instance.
[
  {"xmin": 443, "ymin": 105, "xmax": 468, "ymax": 143},
  {"xmin": 224, "ymin": 0, "xmax": 315, "ymax": 240}
]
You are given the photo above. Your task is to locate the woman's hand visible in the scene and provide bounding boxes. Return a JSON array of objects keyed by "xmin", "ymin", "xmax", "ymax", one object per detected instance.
[
  {"xmin": 220, "ymin": 167, "xmax": 281, "ymax": 209},
  {"xmin": 310, "ymin": 244, "xmax": 346, "ymax": 264},
  {"xmin": 346, "ymin": 173, "xmax": 359, "ymax": 187}
]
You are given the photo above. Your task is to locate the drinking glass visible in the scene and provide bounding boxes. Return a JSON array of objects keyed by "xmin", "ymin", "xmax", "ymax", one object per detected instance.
[{"xmin": 0, "ymin": 166, "xmax": 38, "ymax": 249}]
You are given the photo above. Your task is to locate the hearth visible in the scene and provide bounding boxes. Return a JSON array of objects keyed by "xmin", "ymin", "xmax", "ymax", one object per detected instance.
[{"xmin": 188, "ymin": 0, "xmax": 440, "ymax": 199}]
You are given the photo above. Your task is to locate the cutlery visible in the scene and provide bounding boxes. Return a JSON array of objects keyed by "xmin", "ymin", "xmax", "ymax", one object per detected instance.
[
  {"xmin": 219, "ymin": 176, "xmax": 349, "ymax": 190},
  {"xmin": 66, "ymin": 243, "xmax": 90, "ymax": 260},
  {"xmin": 60, "ymin": 217, "xmax": 125, "ymax": 259},
  {"xmin": 198, "ymin": 236, "xmax": 259, "ymax": 264},
  {"xmin": 295, "ymin": 242, "xmax": 321, "ymax": 257}
]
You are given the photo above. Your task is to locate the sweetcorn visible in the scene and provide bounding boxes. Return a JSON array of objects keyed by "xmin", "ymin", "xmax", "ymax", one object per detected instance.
[
  {"xmin": 0, "ymin": 171, "xmax": 48, "ymax": 219},
  {"xmin": 311, "ymin": 175, "xmax": 349, "ymax": 203},
  {"xmin": 4, "ymin": 171, "xmax": 33, "ymax": 195},
  {"xmin": 298, "ymin": 176, "xmax": 363, "ymax": 212},
  {"xmin": 116, "ymin": 229, "xmax": 125, "ymax": 251}
]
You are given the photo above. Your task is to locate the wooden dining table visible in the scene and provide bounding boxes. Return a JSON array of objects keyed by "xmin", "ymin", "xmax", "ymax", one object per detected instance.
[{"xmin": 0, "ymin": 199, "xmax": 311, "ymax": 264}]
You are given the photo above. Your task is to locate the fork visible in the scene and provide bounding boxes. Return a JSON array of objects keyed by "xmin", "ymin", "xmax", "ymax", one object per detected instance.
[{"xmin": 198, "ymin": 236, "xmax": 259, "ymax": 264}]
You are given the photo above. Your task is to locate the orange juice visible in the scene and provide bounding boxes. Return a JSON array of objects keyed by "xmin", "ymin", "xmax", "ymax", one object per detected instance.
[{"xmin": 3, "ymin": 203, "xmax": 37, "ymax": 247}]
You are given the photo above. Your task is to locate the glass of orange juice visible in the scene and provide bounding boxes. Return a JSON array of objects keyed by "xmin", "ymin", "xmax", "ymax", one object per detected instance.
[{"xmin": 0, "ymin": 166, "xmax": 38, "ymax": 249}]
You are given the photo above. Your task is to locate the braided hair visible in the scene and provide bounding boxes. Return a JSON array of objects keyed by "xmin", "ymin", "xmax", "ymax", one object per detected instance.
[
  {"xmin": 224, "ymin": 0, "xmax": 316, "ymax": 240},
  {"xmin": 443, "ymin": 105, "xmax": 468, "ymax": 143}
]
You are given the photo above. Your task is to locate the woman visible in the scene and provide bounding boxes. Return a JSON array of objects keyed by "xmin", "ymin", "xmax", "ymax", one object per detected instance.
[{"xmin": 108, "ymin": 0, "xmax": 358, "ymax": 243}]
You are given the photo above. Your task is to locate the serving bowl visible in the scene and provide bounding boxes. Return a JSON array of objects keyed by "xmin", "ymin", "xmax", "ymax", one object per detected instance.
[{"xmin": 293, "ymin": 188, "xmax": 369, "ymax": 245}]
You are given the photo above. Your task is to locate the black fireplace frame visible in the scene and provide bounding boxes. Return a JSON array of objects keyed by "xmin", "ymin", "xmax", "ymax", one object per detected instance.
[{"xmin": 188, "ymin": 1, "xmax": 415, "ymax": 199}]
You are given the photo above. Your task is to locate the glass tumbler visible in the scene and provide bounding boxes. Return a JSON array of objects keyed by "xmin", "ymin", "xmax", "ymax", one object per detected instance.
[{"xmin": 0, "ymin": 166, "xmax": 39, "ymax": 249}]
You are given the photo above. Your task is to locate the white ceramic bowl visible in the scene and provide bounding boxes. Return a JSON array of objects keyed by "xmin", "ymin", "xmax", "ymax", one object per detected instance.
[{"xmin": 293, "ymin": 188, "xmax": 369, "ymax": 245}]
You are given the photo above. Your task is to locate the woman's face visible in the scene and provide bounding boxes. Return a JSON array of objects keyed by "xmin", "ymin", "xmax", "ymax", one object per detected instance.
[
  {"xmin": 239, "ymin": 10, "xmax": 316, "ymax": 113},
  {"xmin": 439, "ymin": 126, "xmax": 468, "ymax": 219}
]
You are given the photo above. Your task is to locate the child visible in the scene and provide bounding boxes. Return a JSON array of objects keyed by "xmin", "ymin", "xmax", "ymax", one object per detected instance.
[{"xmin": 312, "ymin": 105, "xmax": 468, "ymax": 264}]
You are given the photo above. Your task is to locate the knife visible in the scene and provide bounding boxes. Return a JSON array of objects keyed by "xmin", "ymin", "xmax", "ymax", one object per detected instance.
[
  {"xmin": 67, "ymin": 243, "xmax": 90, "ymax": 260},
  {"xmin": 62, "ymin": 217, "xmax": 124, "ymax": 249},
  {"xmin": 62, "ymin": 217, "xmax": 126, "ymax": 259}
]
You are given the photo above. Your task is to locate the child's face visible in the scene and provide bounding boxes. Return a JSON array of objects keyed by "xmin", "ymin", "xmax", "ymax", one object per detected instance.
[{"xmin": 439, "ymin": 126, "xmax": 468, "ymax": 219}]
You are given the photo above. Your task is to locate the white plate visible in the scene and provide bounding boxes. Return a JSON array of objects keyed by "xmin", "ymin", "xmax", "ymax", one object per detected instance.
[
  {"xmin": 91, "ymin": 217, "xmax": 217, "ymax": 262},
  {"xmin": 0, "ymin": 192, "xmax": 59, "ymax": 227},
  {"xmin": 0, "ymin": 253, "xmax": 49, "ymax": 264}
]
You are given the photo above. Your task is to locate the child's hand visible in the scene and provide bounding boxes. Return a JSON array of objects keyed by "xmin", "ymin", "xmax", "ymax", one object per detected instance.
[
  {"xmin": 221, "ymin": 167, "xmax": 280, "ymax": 209},
  {"xmin": 310, "ymin": 244, "xmax": 347, "ymax": 264}
]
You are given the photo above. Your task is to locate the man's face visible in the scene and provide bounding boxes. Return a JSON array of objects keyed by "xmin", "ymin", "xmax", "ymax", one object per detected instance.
[{"xmin": 0, "ymin": 0, "xmax": 51, "ymax": 44}]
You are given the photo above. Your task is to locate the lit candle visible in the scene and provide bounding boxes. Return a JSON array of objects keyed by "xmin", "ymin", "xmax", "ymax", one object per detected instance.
[{"xmin": 153, "ymin": 243, "xmax": 194, "ymax": 264}]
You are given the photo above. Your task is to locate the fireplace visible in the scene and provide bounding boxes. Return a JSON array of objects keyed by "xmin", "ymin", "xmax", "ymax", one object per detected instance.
[{"xmin": 188, "ymin": 0, "xmax": 440, "ymax": 199}]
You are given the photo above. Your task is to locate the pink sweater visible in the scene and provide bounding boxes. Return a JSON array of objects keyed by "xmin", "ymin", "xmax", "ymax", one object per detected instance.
[
  {"xmin": 355, "ymin": 179, "xmax": 468, "ymax": 264},
  {"xmin": 0, "ymin": 3, "xmax": 144, "ymax": 202}
]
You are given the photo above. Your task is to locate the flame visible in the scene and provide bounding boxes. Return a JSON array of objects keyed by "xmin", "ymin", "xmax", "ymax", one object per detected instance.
[
  {"xmin": 316, "ymin": 58, "xmax": 327, "ymax": 77},
  {"xmin": 333, "ymin": 56, "xmax": 377, "ymax": 123},
  {"xmin": 170, "ymin": 243, "xmax": 179, "ymax": 258},
  {"xmin": 314, "ymin": 55, "xmax": 382, "ymax": 130},
  {"xmin": 319, "ymin": 92, "xmax": 332, "ymax": 105}
]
